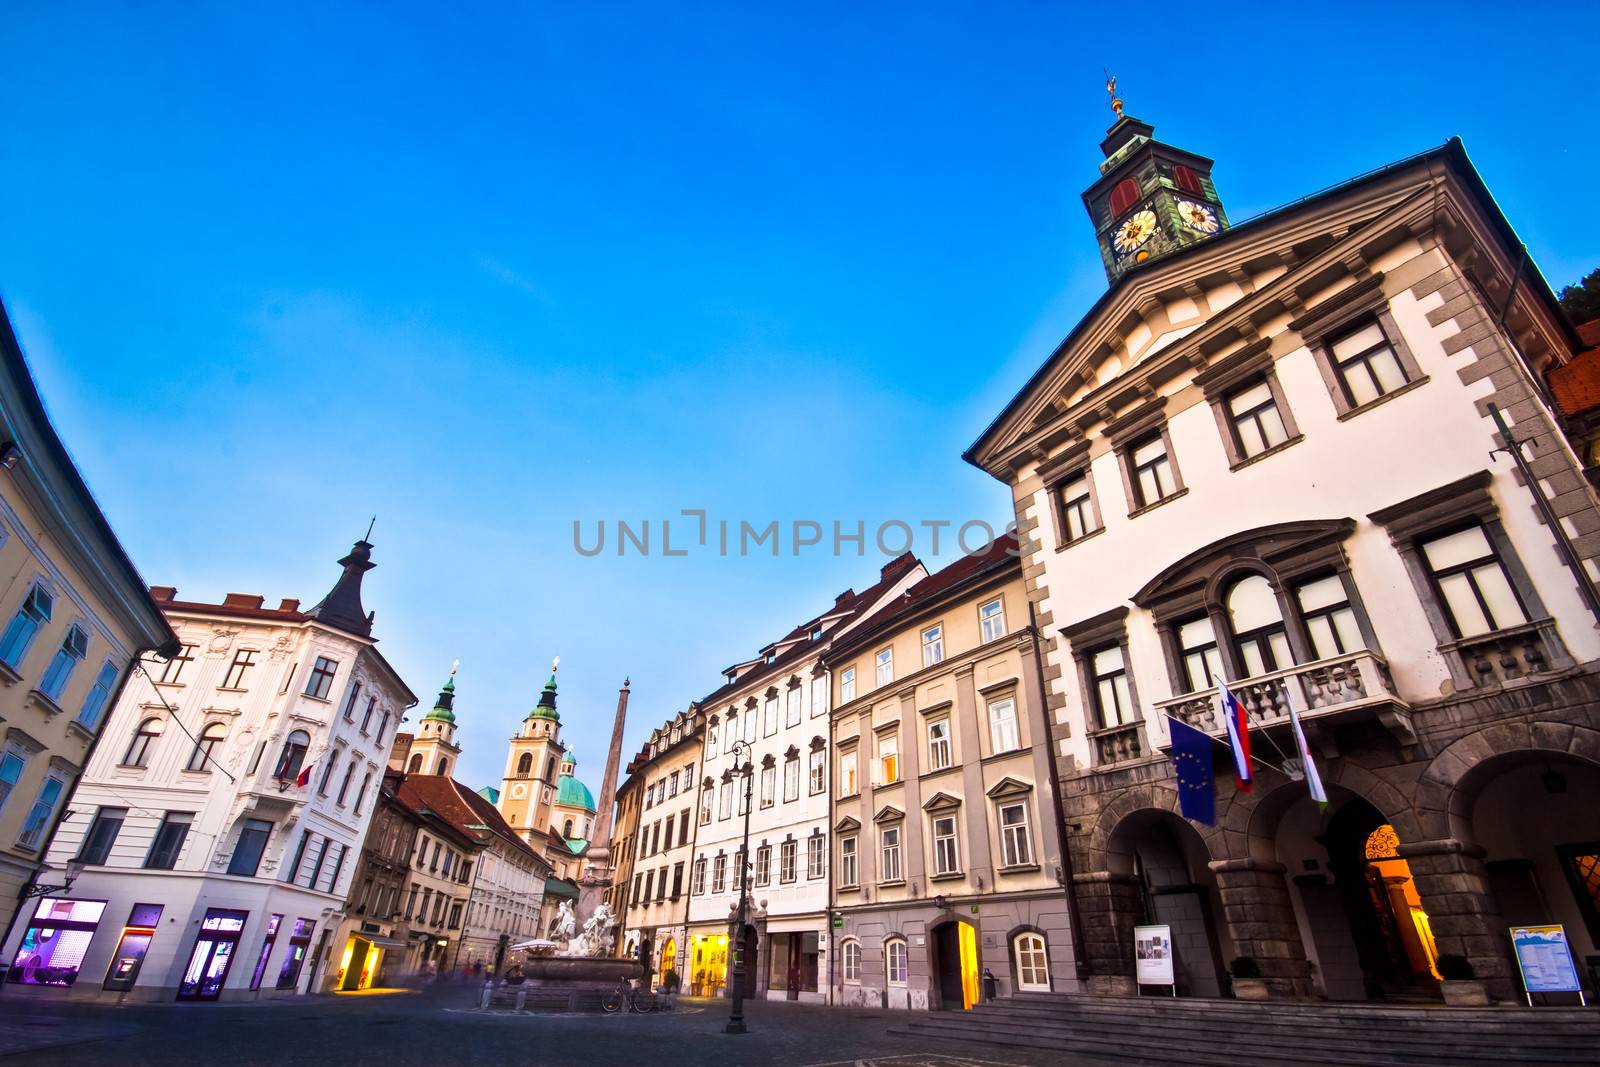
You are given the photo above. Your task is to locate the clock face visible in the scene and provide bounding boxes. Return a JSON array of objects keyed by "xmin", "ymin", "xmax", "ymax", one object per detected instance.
[
  {"xmin": 511, "ymin": 783, "xmax": 527, "ymax": 798},
  {"xmin": 1114, "ymin": 209, "xmax": 1158, "ymax": 253},
  {"xmin": 1176, "ymin": 199, "xmax": 1219, "ymax": 234}
]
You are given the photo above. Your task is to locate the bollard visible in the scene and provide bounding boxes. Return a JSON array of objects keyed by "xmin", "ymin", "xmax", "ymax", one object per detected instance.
[
  {"xmin": 479, "ymin": 980, "xmax": 494, "ymax": 1010},
  {"xmin": 515, "ymin": 987, "xmax": 527, "ymax": 1012}
]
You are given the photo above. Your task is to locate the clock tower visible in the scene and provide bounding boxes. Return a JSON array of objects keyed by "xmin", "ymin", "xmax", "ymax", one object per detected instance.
[{"xmin": 1084, "ymin": 82, "xmax": 1229, "ymax": 284}]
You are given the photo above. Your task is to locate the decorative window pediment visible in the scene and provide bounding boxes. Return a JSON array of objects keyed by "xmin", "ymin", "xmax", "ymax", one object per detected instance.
[
  {"xmin": 985, "ymin": 777, "xmax": 1034, "ymax": 800},
  {"xmin": 809, "ymin": 735, "xmax": 827, "ymax": 752},
  {"xmin": 1132, "ymin": 519, "xmax": 1356, "ymax": 621},
  {"xmin": 760, "ymin": 753, "xmax": 776, "ymax": 769},
  {"xmin": 834, "ymin": 815, "xmax": 861, "ymax": 833},
  {"xmin": 784, "ymin": 745, "xmax": 799, "ymax": 760},
  {"xmin": 873, "ymin": 804, "xmax": 905, "ymax": 824},
  {"xmin": 922, "ymin": 791, "xmax": 962, "ymax": 813}
]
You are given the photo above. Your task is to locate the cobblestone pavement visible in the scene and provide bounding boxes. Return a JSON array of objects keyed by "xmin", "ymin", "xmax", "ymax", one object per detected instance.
[{"xmin": 0, "ymin": 986, "xmax": 1129, "ymax": 1067}]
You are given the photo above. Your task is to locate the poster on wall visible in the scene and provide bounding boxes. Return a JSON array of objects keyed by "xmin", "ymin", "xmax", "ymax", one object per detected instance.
[
  {"xmin": 1133, "ymin": 925, "xmax": 1174, "ymax": 988},
  {"xmin": 1509, "ymin": 925, "xmax": 1582, "ymax": 999}
]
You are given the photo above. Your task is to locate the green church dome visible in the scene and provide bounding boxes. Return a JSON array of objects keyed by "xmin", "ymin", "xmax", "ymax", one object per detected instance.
[{"xmin": 556, "ymin": 760, "xmax": 595, "ymax": 813}]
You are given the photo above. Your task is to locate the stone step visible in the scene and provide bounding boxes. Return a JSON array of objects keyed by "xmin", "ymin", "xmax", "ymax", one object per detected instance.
[
  {"xmin": 968, "ymin": 1000, "xmax": 1600, "ymax": 1038},
  {"xmin": 892, "ymin": 1017, "xmax": 1586, "ymax": 1067},
  {"xmin": 1009, "ymin": 991, "xmax": 1595, "ymax": 1021},
  {"xmin": 927, "ymin": 1006, "xmax": 1595, "ymax": 1060}
]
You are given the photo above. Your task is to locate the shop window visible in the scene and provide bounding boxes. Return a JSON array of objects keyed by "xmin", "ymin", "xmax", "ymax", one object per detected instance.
[
  {"xmin": 10, "ymin": 897, "xmax": 106, "ymax": 986},
  {"xmin": 103, "ymin": 903, "xmax": 163, "ymax": 991},
  {"xmin": 178, "ymin": 909, "xmax": 249, "ymax": 1000},
  {"xmin": 274, "ymin": 918, "xmax": 315, "ymax": 991}
]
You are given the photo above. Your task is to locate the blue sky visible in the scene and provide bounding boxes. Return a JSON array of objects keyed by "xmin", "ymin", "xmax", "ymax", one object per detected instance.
[{"xmin": 4, "ymin": 3, "xmax": 1596, "ymax": 796}]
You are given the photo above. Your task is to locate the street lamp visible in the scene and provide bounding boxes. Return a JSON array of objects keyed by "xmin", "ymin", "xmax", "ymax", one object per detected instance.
[
  {"xmin": 724, "ymin": 740, "xmax": 755, "ymax": 1036},
  {"xmin": 23, "ymin": 859, "xmax": 85, "ymax": 900}
]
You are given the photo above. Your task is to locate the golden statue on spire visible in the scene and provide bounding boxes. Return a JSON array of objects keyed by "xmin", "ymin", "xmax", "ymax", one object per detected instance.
[{"xmin": 1105, "ymin": 70, "xmax": 1124, "ymax": 120}]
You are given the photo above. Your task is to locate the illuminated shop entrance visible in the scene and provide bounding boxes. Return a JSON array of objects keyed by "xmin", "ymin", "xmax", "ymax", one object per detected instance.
[
  {"xmin": 10, "ymin": 898, "xmax": 107, "ymax": 987},
  {"xmin": 178, "ymin": 909, "xmax": 249, "ymax": 1000},
  {"xmin": 658, "ymin": 937, "xmax": 676, "ymax": 985},
  {"xmin": 337, "ymin": 936, "xmax": 383, "ymax": 991},
  {"xmin": 104, "ymin": 903, "xmax": 164, "ymax": 991},
  {"xmin": 690, "ymin": 933, "xmax": 727, "ymax": 996},
  {"xmin": 931, "ymin": 920, "xmax": 979, "ymax": 1010}
]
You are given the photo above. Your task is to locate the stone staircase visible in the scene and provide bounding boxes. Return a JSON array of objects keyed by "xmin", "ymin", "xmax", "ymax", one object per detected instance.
[{"xmin": 891, "ymin": 992, "xmax": 1598, "ymax": 1066}]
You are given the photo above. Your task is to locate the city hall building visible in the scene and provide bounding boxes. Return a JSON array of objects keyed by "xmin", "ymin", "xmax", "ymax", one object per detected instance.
[{"xmin": 966, "ymin": 111, "xmax": 1600, "ymax": 1001}]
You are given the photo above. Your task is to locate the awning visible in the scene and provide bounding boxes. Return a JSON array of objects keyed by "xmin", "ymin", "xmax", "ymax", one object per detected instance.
[{"xmin": 351, "ymin": 933, "xmax": 409, "ymax": 950}]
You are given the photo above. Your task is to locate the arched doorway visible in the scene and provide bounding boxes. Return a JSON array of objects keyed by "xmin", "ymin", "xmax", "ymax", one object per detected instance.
[
  {"xmin": 1320, "ymin": 798, "xmax": 1439, "ymax": 998},
  {"xmin": 930, "ymin": 920, "xmax": 979, "ymax": 1010},
  {"xmin": 1107, "ymin": 810, "xmax": 1229, "ymax": 997},
  {"xmin": 659, "ymin": 937, "xmax": 677, "ymax": 988}
]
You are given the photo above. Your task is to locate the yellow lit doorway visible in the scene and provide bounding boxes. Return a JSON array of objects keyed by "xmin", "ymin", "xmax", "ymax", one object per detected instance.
[
  {"xmin": 932, "ymin": 921, "xmax": 980, "ymax": 1010},
  {"xmin": 1363, "ymin": 824, "xmax": 1441, "ymax": 981},
  {"xmin": 659, "ymin": 937, "xmax": 677, "ymax": 986},
  {"xmin": 690, "ymin": 934, "xmax": 727, "ymax": 996},
  {"xmin": 337, "ymin": 937, "xmax": 382, "ymax": 991}
]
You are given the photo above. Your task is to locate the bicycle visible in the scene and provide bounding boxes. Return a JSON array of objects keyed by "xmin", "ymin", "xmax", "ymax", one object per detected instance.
[{"xmin": 599, "ymin": 978, "xmax": 658, "ymax": 1014}]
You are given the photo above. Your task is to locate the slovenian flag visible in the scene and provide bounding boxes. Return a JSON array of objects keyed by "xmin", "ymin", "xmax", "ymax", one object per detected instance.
[
  {"xmin": 1218, "ymin": 680, "xmax": 1253, "ymax": 792},
  {"xmin": 1287, "ymin": 702, "xmax": 1328, "ymax": 811},
  {"xmin": 295, "ymin": 761, "xmax": 315, "ymax": 788}
]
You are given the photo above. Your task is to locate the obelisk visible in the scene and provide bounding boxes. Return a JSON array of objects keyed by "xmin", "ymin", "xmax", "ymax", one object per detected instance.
[{"xmin": 573, "ymin": 678, "xmax": 630, "ymax": 943}]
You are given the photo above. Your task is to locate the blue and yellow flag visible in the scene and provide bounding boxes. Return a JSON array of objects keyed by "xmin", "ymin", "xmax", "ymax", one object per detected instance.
[{"xmin": 1167, "ymin": 716, "xmax": 1217, "ymax": 825}]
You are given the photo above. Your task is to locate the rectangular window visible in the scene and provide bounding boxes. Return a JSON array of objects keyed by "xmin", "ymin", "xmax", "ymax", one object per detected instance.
[
  {"xmin": 17, "ymin": 774, "xmax": 65, "ymax": 850},
  {"xmin": 922, "ymin": 625, "xmax": 944, "ymax": 667},
  {"xmin": 78, "ymin": 806, "xmax": 127, "ymax": 865},
  {"xmin": 663, "ymin": 814, "xmax": 675, "ymax": 849},
  {"xmin": 0, "ymin": 749, "xmax": 24, "ymax": 814},
  {"xmin": 38, "ymin": 623, "xmax": 88, "ymax": 701},
  {"xmin": 759, "ymin": 765, "xmax": 775, "ymax": 808},
  {"xmin": 699, "ymin": 788, "xmax": 713, "ymax": 825},
  {"xmin": 1330, "ymin": 320, "xmax": 1408, "ymax": 408},
  {"xmin": 360, "ymin": 696, "xmax": 376, "ymax": 733},
  {"xmin": 1059, "ymin": 473, "xmax": 1097, "ymax": 542},
  {"xmin": 656, "ymin": 867, "xmax": 668, "ymax": 902},
  {"xmin": 999, "ymin": 801, "xmax": 1033, "ymax": 867},
  {"xmin": 755, "ymin": 845, "xmax": 771, "ymax": 886},
  {"xmin": 680, "ymin": 809, "xmax": 691, "ymax": 847},
  {"xmin": 671, "ymin": 862, "xmax": 684, "ymax": 899},
  {"xmin": 743, "ymin": 706, "xmax": 757, "ymax": 744},
  {"xmin": 980, "ymin": 597, "xmax": 1007, "ymax": 642},
  {"xmin": 0, "ymin": 585, "xmax": 53, "ymax": 669},
  {"xmin": 144, "ymin": 812, "xmax": 194, "ymax": 869},
  {"xmin": 811, "ymin": 675, "xmax": 829, "ymax": 717},
  {"xmin": 840, "ymin": 751, "xmax": 858, "ymax": 796},
  {"xmin": 1421, "ymin": 525, "xmax": 1527, "ymax": 639},
  {"xmin": 932, "ymin": 814, "xmax": 960, "ymax": 875},
  {"xmin": 1091, "ymin": 646, "xmax": 1135, "ymax": 728},
  {"xmin": 339, "ymin": 679, "xmax": 362, "ymax": 719},
  {"xmin": 692, "ymin": 858, "xmax": 707, "ymax": 895},
  {"xmin": 10, "ymin": 897, "xmax": 106, "ymax": 987},
  {"xmin": 807, "ymin": 833, "xmax": 825, "ymax": 879},
  {"xmin": 786, "ymin": 686, "xmax": 802, "ymax": 727},
  {"xmin": 228, "ymin": 819, "xmax": 273, "ymax": 877},
  {"xmin": 651, "ymin": 822, "xmax": 662, "ymax": 853},
  {"xmin": 632, "ymin": 872, "xmax": 642, "ymax": 903},
  {"xmin": 879, "ymin": 827, "xmax": 902, "ymax": 882},
  {"xmin": 764, "ymin": 697, "xmax": 779, "ymax": 737},
  {"xmin": 1226, "ymin": 379, "xmax": 1289, "ymax": 459},
  {"xmin": 840, "ymin": 667, "xmax": 856, "ymax": 703},
  {"xmin": 1296, "ymin": 575, "xmax": 1363, "ymax": 659},
  {"xmin": 719, "ymin": 781, "xmax": 732, "ymax": 819},
  {"xmin": 1130, "ymin": 433, "xmax": 1177, "ymax": 507},
  {"xmin": 878, "ymin": 733, "xmax": 899, "ymax": 785},
  {"xmin": 928, "ymin": 719, "xmax": 952, "ymax": 770},
  {"xmin": 643, "ymin": 871, "xmax": 654, "ymax": 902},
  {"xmin": 780, "ymin": 840, "xmax": 797, "ymax": 883},
  {"xmin": 223, "ymin": 649, "xmax": 258, "ymax": 690},
  {"xmin": 157, "ymin": 643, "xmax": 196, "ymax": 684},
  {"xmin": 712, "ymin": 854, "xmax": 727, "ymax": 893},
  {"xmin": 76, "ymin": 659, "xmax": 120, "ymax": 730},
  {"xmin": 723, "ymin": 716, "xmax": 737, "ymax": 753},
  {"xmin": 808, "ymin": 749, "xmax": 825, "ymax": 794},
  {"xmin": 875, "ymin": 648, "xmax": 893, "ymax": 688},
  {"xmin": 988, "ymin": 696, "xmax": 1020, "ymax": 753},
  {"xmin": 304, "ymin": 657, "xmax": 338, "ymax": 699},
  {"xmin": 1177, "ymin": 616, "xmax": 1223, "ymax": 693},
  {"xmin": 840, "ymin": 836, "xmax": 859, "ymax": 887},
  {"xmin": 783, "ymin": 758, "xmax": 799, "ymax": 801},
  {"xmin": 668, "ymin": 771, "xmax": 679, "ymax": 796}
]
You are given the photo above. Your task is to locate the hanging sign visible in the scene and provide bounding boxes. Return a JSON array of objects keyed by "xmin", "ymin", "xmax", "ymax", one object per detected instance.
[
  {"xmin": 1134, "ymin": 925, "xmax": 1174, "ymax": 987},
  {"xmin": 1510, "ymin": 925, "xmax": 1582, "ymax": 995}
]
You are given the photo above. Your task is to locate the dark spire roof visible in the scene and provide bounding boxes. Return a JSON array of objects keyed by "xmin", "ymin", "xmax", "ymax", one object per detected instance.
[{"xmin": 305, "ymin": 538, "xmax": 376, "ymax": 637}]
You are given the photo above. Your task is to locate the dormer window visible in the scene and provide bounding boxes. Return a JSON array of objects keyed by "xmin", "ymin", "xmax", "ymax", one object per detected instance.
[{"xmin": 1108, "ymin": 177, "xmax": 1140, "ymax": 217}]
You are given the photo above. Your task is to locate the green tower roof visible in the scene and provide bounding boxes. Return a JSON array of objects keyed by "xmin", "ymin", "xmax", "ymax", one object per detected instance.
[
  {"xmin": 526, "ymin": 663, "xmax": 560, "ymax": 722},
  {"xmin": 556, "ymin": 758, "xmax": 595, "ymax": 812},
  {"xmin": 422, "ymin": 664, "xmax": 458, "ymax": 724}
]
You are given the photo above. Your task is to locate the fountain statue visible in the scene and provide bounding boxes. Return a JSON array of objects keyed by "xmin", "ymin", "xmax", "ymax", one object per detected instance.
[
  {"xmin": 547, "ymin": 899, "xmax": 576, "ymax": 944},
  {"xmin": 563, "ymin": 900, "xmax": 616, "ymax": 958}
]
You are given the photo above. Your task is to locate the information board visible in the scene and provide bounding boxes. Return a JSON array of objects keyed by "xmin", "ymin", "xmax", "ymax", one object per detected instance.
[
  {"xmin": 1510, "ymin": 925, "xmax": 1581, "ymax": 995},
  {"xmin": 1133, "ymin": 925, "xmax": 1174, "ymax": 987}
]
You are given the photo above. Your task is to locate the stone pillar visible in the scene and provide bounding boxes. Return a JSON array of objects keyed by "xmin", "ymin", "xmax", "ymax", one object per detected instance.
[
  {"xmin": 1209, "ymin": 858, "xmax": 1312, "ymax": 999},
  {"xmin": 1397, "ymin": 838, "xmax": 1514, "ymax": 1001},
  {"xmin": 1073, "ymin": 870, "xmax": 1141, "ymax": 995},
  {"xmin": 574, "ymin": 680, "xmax": 633, "ymax": 952}
]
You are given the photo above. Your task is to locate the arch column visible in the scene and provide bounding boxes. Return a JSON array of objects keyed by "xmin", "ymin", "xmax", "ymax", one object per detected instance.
[
  {"xmin": 1395, "ymin": 837, "xmax": 1513, "ymax": 1000},
  {"xmin": 1071, "ymin": 870, "xmax": 1141, "ymax": 995},
  {"xmin": 1208, "ymin": 858, "xmax": 1312, "ymax": 998}
]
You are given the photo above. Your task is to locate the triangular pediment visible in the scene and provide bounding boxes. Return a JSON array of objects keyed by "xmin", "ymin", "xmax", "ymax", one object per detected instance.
[
  {"xmin": 985, "ymin": 776, "xmax": 1034, "ymax": 800},
  {"xmin": 922, "ymin": 791, "xmax": 962, "ymax": 813},
  {"xmin": 873, "ymin": 804, "xmax": 905, "ymax": 824},
  {"xmin": 834, "ymin": 815, "xmax": 861, "ymax": 833}
]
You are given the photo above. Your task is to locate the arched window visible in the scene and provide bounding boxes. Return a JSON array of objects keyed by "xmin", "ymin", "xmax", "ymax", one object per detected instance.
[
  {"xmin": 437, "ymin": 757, "xmax": 450, "ymax": 777},
  {"xmin": 124, "ymin": 717, "xmax": 162, "ymax": 768},
  {"xmin": 885, "ymin": 938, "xmax": 908, "ymax": 985},
  {"xmin": 186, "ymin": 722, "xmax": 226, "ymax": 773},
  {"xmin": 1172, "ymin": 164, "xmax": 1202, "ymax": 195},
  {"xmin": 274, "ymin": 729, "xmax": 310, "ymax": 781},
  {"xmin": 1108, "ymin": 178, "xmax": 1140, "ymax": 217},
  {"xmin": 1227, "ymin": 575, "xmax": 1292, "ymax": 676},
  {"xmin": 563, "ymin": 818, "xmax": 574, "ymax": 838},
  {"xmin": 407, "ymin": 753, "xmax": 424, "ymax": 774},
  {"xmin": 545, "ymin": 755, "xmax": 557, "ymax": 780},
  {"xmin": 842, "ymin": 939, "xmax": 862, "ymax": 982},
  {"xmin": 1013, "ymin": 931, "xmax": 1051, "ymax": 991},
  {"xmin": 517, "ymin": 753, "xmax": 533, "ymax": 778}
]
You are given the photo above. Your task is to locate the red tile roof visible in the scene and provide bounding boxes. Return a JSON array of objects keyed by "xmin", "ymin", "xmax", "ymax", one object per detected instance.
[
  {"xmin": 397, "ymin": 774, "xmax": 547, "ymax": 867},
  {"xmin": 1549, "ymin": 321, "xmax": 1600, "ymax": 416}
]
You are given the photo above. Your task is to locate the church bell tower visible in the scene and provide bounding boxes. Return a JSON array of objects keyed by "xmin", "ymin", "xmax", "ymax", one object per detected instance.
[
  {"xmin": 408, "ymin": 662, "xmax": 463, "ymax": 778},
  {"xmin": 498, "ymin": 658, "xmax": 567, "ymax": 845},
  {"xmin": 1085, "ymin": 76, "xmax": 1230, "ymax": 284}
]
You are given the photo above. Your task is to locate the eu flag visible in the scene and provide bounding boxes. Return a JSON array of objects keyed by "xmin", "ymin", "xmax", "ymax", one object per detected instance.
[{"xmin": 1167, "ymin": 716, "xmax": 1216, "ymax": 825}]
